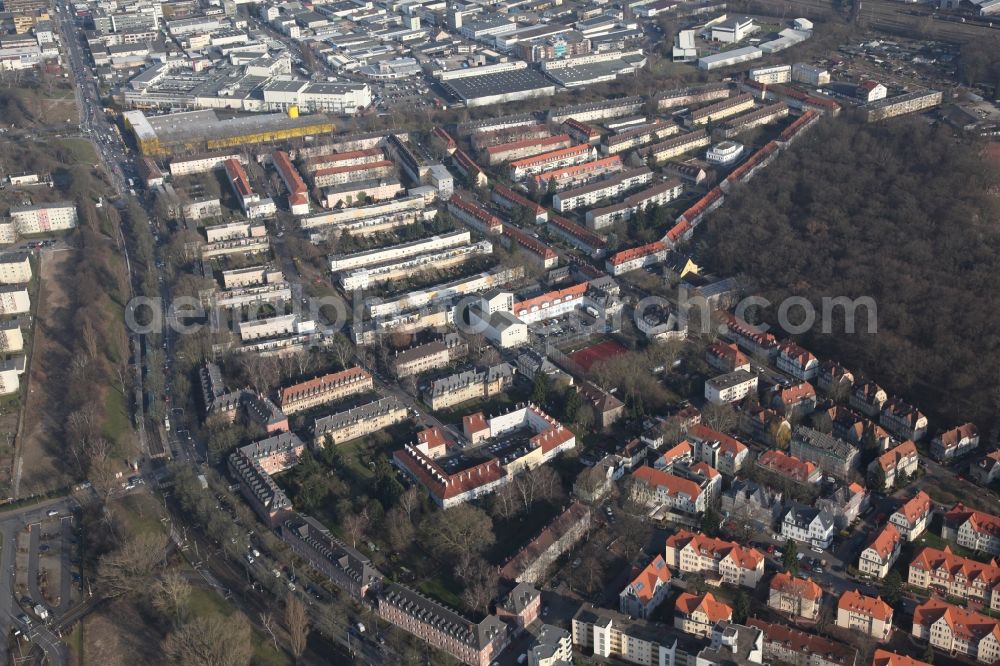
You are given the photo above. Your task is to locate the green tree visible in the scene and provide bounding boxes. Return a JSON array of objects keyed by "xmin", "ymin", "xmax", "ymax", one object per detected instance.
[
  {"xmin": 881, "ymin": 569, "xmax": 903, "ymax": 605},
  {"xmin": 783, "ymin": 539, "xmax": 798, "ymax": 574},
  {"xmin": 701, "ymin": 507, "xmax": 722, "ymax": 537},
  {"xmin": 922, "ymin": 644, "xmax": 935, "ymax": 664},
  {"xmin": 733, "ymin": 591, "xmax": 751, "ymax": 624},
  {"xmin": 531, "ymin": 372, "xmax": 550, "ymax": 406}
]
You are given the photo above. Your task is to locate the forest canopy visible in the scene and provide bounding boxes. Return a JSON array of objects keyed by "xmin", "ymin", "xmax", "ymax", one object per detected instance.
[{"xmin": 698, "ymin": 118, "xmax": 1000, "ymax": 438}]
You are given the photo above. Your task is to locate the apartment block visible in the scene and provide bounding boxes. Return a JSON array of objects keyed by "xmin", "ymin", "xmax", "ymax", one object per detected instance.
[
  {"xmin": 889, "ymin": 490, "xmax": 933, "ymax": 541},
  {"xmin": 747, "ymin": 619, "xmax": 857, "ymax": 666},
  {"xmin": 858, "ymin": 523, "xmax": 903, "ymax": 579},
  {"xmin": 278, "ymin": 367, "xmax": 373, "ymax": 414},
  {"xmin": 932, "ymin": 423, "xmax": 979, "ymax": 461},
  {"xmin": 705, "ymin": 369, "xmax": 758, "ymax": 405},
  {"xmin": 768, "ymin": 572, "xmax": 822, "ymax": 620},
  {"xmin": 10, "ymin": 202, "xmax": 77, "ymax": 234},
  {"xmin": 279, "ymin": 515, "xmax": 382, "ymax": 600},
  {"xmin": 942, "ymin": 504, "xmax": 1000, "ymax": 557},
  {"xmin": 169, "ymin": 152, "xmax": 245, "ymax": 176},
  {"xmin": 587, "ymin": 180, "xmax": 683, "ymax": 231},
  {"xmin": 687, "ymin": 93, "xmax": 755, "ymax": 126},
  {"xmin": 0, "ymin": 252, "xmax": 31, "ymax": 284},
  {"xmin": 836, "ymin": 590, "xmax": 892, "ymax": 641},
  {"xmin": 643, "ymin": 130, "xmax": 712, "ymax": 165},
  {"xmin": 312, "ymin": 160, "xmax": 395, "ymax": 188},
  {"xmin": 0, "ymin": 285, "xmax": 30, "ymax": 315},
  {"xmin": 553, "ymin": 168, "xmax": 653, "ymax": 212},
  {"xmin": 674, "ymin": 592, "xmax": 732, "ymax": 637},
  {"xmin": 391, "ymin": 333, "xmax": 468, "ymax": 379},
  {"xmin": 664, "ymin": 530, "xmax": 764, "ymax": 588},
  {"xmin": 908, "ymin": 546, "xmax": 1000, "ymax": 611},
  {"xmin": 510, "ymin": 144, "xmax": 595, "ymax": 180},
  {"xmin": 485, "ymin": 134, "xmax": 570, "ymax": 165},
  {"xmin": 313, "ymin": 396, "xmax": 408, "ymax": 446},
  {"xmin": 572, "ymin": 605, "xmax": 702, "ymax": 666},
  {"xmin": 329, "ymin": 231, "xmax": 471, "ymax": 273},
  {"xmin": 790, "ymin": 426, "xmax": 858, "ymax": 480},
  {"xmin": 0, "ymin": 320, "xmax": 23, "ymax": 352},
  {"xmin": 423, "ymin": 363, "xmax": 515, "ymax": 411},
  {"xmin": 868, "ymin": 440, "xmax": 920, "ymax": 491}
]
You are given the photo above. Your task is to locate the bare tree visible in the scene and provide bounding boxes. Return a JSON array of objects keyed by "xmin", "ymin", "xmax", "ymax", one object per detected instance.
[
  {"xmin": 343, "ymin": 511, "xmax": 369, "ymax": 548},
  {"xmin": 97, "ymin": 532, "xmax": 168, "ymax": 597},
  {"xmin": 152, "ymin": 568, "xmax": 192, "ymax": 625},
  {"xmin": 259, "ymin": 610, "xmax": 278, "ymax": 650},
  {"xmin": 163, "ymin": 613, "xmax": 254, "ymax": 666},
  {"xmin": 531, "ymin": 466, "xmax": 563, "ymax": 503},
  {"xmin": 386, "ymin": 507, "xmax": 415, "ymax": 553},
  {"xmin": 460, "ymin": 557, "xmax": 499, "ymax": 615},
  {"xmin": 580, "ymin": 553, "xmax": 605, "ymax": 595},
  {"xmin": 702, "ymin": 402, "xmax": 738, "ymax": 433},
  {"xmin": 490, "ymin": 482, "xmax": 519, "ymax": 520},
  {"xmin": 398, "ymin": 486, "xmax": 421, "ymax": 521},
  {"xmin": 512, "ymin": 470, "xmax": 537, "ymax": 511},
  {"xmin": 330, "ymin": 332, "xmax": 355, "ymax": 371},
  {"xmin": 285, "ymin": 593, "xmax": 310, "ymax": 661}
]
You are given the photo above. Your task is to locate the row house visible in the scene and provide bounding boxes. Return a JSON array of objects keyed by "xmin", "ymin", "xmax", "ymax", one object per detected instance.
[
  {"xmin": 757, "ymin": 450, "xmax": 821, "ymax": 485},
  {"xmin": 313, "ymin": 397, "xmax": 409, "ymax": 446},
  {"xmin": 828, "ymin": 406, "xmax": 892, "ymax": 453},
  {"xmin": 674, "ymin": 592, "xmax": 732, "ymax": 637},
  {"xmin": 278, "ymin": 366, "xmax": 373, "ymax": 414},
  {"xmin": 705, "ymin": 342, "xmax": 750, "ymax": 373},
  {"xmin": 912, "ymin": 599, "xmax": 1000, "ymax": 664},
  {"xmin": 789, "ymin": 426, "xmax": 858, "ymax": 480},
  {"xmin": 619, "ymin": 554, "xmax": 672, "ymax": 620},
  {"xmin": 816, "ymin": 482, "xmax": 868, "ymax": 530},
  {"xmin": 868, "ymin": 440, "xmax": 920, "ymax": 491},
  {"xmin": 908, "ymin": 546, "xmax": 1000, "ymax": 611},
  {"xmin": 781, "ymin": 506, "xmax": 835, "ymax": 549},
  {"xmin": 490, "ymin": 183, "xmax": 547, "ymax": 224},
  {"xmin": 836, "ymin": 590, "xmax": 893, "ymax": 641},
  {"xmin": 768, "ymin": 572, "xmax": 822, "ymax": 621},
  {"xmin": 685, "ymin": 423, "xmax": 749, "ymax": 476},
  {"xmin": 227, "ymin": 450, "xmax": 292, "ymax": 527},
  {"xmin": 509, "ymin": 144, "xmax": 595, "ymax": 180},
  {"xmin": 716, "ymin": 311, "xmax": 778, "ymax": 360},
  {"xmin": 747, "ymin": 619, "xmax": 858, "ymax": 666},
  {"xmin": 776, "ymin": 341, "xmax": 819, "ymax": 381},
  {"xmin": 942, "ymin": 504, "xmax": 1000, "ymax": 557},
  {"xmin": 850, "ymin": 380, "xmax": 887, "ymax": 418},
  {"xmin": 279, "ymin": 515, "xmax": 382, "ymax": 600},
  {"xmin": 932, "ymin": 423, "xmax": 979, "ymax": 462},
  {"xmin": 858, "ymin": 523, "xmax": 903, "ymax": 579},
  {"xmin": 889, "ymin": 490, "xmax": 933, "ymax": 541},
  {"xmin": 816, "ymin": 360, "xmax": 854, "ymax": 397},
  {"xmin": 664, "ymin": 530, "xmax": 765, "ymax": 588},
  {"xmin": 772, "ymin": 381, "xmax": 817, "ymax": 419},
  {"xmin": 377, "ymin": 583, "xmax": 509, "ymax": 666},
  {"xmin": 880, "ymin": 398, "xmax": 928, "ymax": 442}
]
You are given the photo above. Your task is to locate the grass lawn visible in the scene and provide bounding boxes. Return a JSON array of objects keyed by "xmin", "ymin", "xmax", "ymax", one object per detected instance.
[
  {"xmin": 102, "ymin": 385, "xmax": 130, "ymax": 448},
  {"xmin": 187, "ymin": 586, "xmax": 234, "ymax": 620},
  {"xmin": 416, "ymin": 577, "xmax": 464, "ymax": 611},
  {"xmin": 111, "ymin": 493, "xmax": 167, "ymax": 538},
  {"xmin": 250, "ymin": 633, "xmax": 291, "ymax": 666},
  {"xmin": 54, "ymin": 138, "xmax": 97, "ymax": 165}
]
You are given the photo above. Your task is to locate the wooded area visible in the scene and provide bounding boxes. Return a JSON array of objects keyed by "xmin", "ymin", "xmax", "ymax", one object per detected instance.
[{"xmin": 698, "ymin": 117, "xmax": 1000, "ymax": 438}]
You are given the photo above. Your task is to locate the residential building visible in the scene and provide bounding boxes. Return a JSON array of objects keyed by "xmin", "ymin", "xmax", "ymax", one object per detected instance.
[
  {"xmin": 9, "ymin": 202, "xmax": 77, "ymax": 234},
  {"xmin": 858, "ymin": 523, "xmax": 903, "ymax": 579},
  {"xmin": 816, "ymin": 361, "xmax": 854, "ymax": 396},
  {"xmin": 497, "ymin": 582, "xmax": 541, "ymax": 633},
  {"xmin": 836, "ymin": 590, "xmax": 893, "ymax": 641},
  {"xmin": 706, "ymin": 342, "xmax": 750, "ymax": 373},
  {"xmin": 664, "ymin": 530, "xmax": 765, "ymax": 588},
  {"xmin": 572, "ymin": 605, "xmax": 702, "ymax": 666},
  {"xmin": 279, "ymin": 515, "xmax": 382, "ymax": 600},
  {"xmin": 850, "ymin": 381, "xmax": 887, "ymax": 417},
  {"xmin": 529, "ymin": 624, "xmax": 572, "ymax": 666},
  {"xmin": 0, "ymin": 252, "xmax": 31, "ymax": 284},
  {"xmin": 705, "ymin": 370, "xmax": 758, "ymax": 405},
  {"xmin": 509, "ymin": 144, "xmax": 595, "ymax": 180},
  {"xmin": 697, "ymin": 622, "xmax": 764, "ymax": 666},
  {"xmin": 772, "ymin": 382, "xmax": 817, "ymax": 419},
  {"xmin": 237, "ymin": 432, "xmax": 303, "ymax": 475},
  {"xmin": 768, "ymin": 572, "xmax": 822, "ymax": 621},
  {"xmin": 879, "ymin": 398, "xmax": 928, "ymax": 441},
  {"xmin": 872, "ymin": 652, "xmax": 929, "ymax": 666},
  {"xmin": 688, "ymin": 94, "xmax": 755, "ymax": 125},
  {"xmin": 674, "ymin": 592, "xmax": 732, "ymax": 637},
  {"xmin": 227, "ymin": 450, "xmax": 293, "ymax": 527},
  {"xmin": 908, "ymin": 546, "xmax": 1000, "ymax": 611},
  {"xmin": 605, "ymin": 241, "xmax": 668, "ymax": 275},
  {"xmin": 620, "ymin": 555, "xmax": 672, "ymax": 619},
  {"xmin": 889, "ymin": 491, "xmax": 933, "ymax": 541},
  {"xmin": 942, "ymin": 504, "xmax": 1000, "ymax": 557},
  {"xmin": 330, "ymin": 231, "xmax": 472, "ymax": 273},
  {"xmin": 911, "ymin": 599, "xmax": 1000, "ymax": 664},
  {"xmin": 932, "ymin": 423, "xmax": 980, "ymax": 462},
  {"xmin": 0, "ymin": 320, "xmax": 21, "ymax": 352},
  {"xmin": 629, "ymin": 466, "xmax": 707, "ymax": 514},
  {"xmin": 971, "ymin": 450, "xmax": 1000, "ymax": 485},
  {"xmin": 685, "ymin": 423, "xmax": 749, "ymax": 475},
  {"xmin": 757, "ymin": 450, "xmax": 821, "ymax": 485},
  {"xmin": 749, "ymin": 65, "xmax": 791, "ymax": 84},
  {"xmin": 278, "ymin": 367, "xmax": 373, "ymax": 414},
  {"xmin": 781, "ymin": 506, "xmax": 835, "ymax": 549},
  {"xmin": 424, "ymin": 363, "xmax": 515, "ymax": 411},
  {"xmin": 377, "ymin": 583, "xmax": 509, "ymax": 666},
  {"xmin": 717, "ymin": 311, "xmax": 778, "ymax": 359},
  {"xmin": 789, "ymin": 426, "xmax": 858, "ymax": 480},
  {"xmin": 501, "ymin": 503, "xmax": 591, "ymax": 584},
  {"xmin": 391, "ymin": 333, "xmax": 468, "ymax": 379},
  {"xmin": 816, "ymin": 482, "xmax": 869, "ymax": 530},
  {"xmin": 576, "ymin": 380, "xmax": 625, "ymax": 429},
  {"xmin": 0, "ymin": 285, "xmax": 29, "ymax": 315},
  {"xmin": 792, "ymin": 63, "xmax": 831, "ymax": 86},
  {"xmin": 313, "ymin": 397, "xmax": 409, "ymax": 446},
  {"xmin": 552, "ymin": 168, "xmax": 653, "ymax": 212},
  {"xmin": 720, "ymin": 480, "xmax": 784, "ymax": 527},
  {"xmin": 868, "ymin": 440, "xmax": 920, "ymax": 491},
  {"xmin": 747, "ymin": 619, "xmax": 857, "ymax": 666}
]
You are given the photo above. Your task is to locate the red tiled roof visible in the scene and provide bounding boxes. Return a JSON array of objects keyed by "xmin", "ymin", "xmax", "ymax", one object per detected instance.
[
  {"xmin": 838, "ymin": 589, "xmax": 892, "ymax": 621},
  {"xmin": 937, "ymin": 423, "xmax": 978, "ymax": 450},
  {"xmin": 393, "ymin": 444, "xmax": 504, "ymax": 501},
  {"xmin": 491, "ymin": 183, "xmax": 546, "ymax": 215},
  {"xmin": 547, "ymin": 214, "xmax": 606, "ymax": 250},
  {"xmin": 944, "ymin": 503, "xmax": 1000, "ymax": 540},
  {"xmin": 777, "ymin": 340, "xmax": 817, "ymax": 367},
  {"xmin": 510, "ymin": 144, "xmax": 591, "ymax": 169},
  {"xmin": 758, "ymin": 450, "xmax": 817, "ymax": 482},
  {"xmin": 513, "ymin": 283, "xmax": 587, "ymax": 318},
  {"xmin": 502, "ymin": 223, "xmax": 557, "ymax": 261},
  {"xmin": 675, "ymin": 592, "xmax": 732, "ymax": 621},
  {"xmin": 666, "ymin": 529, "xmax": 763, "ymax": 570},
  {"xmin": 661, "ymin": 440, "xmax": 693, "ymax": 464},
  {"xmin": 273, "ymin": 150, "xmax": 307, "ymax": 196},
  {"xmin": 530, "ymin": 155, "xmax": 622, "ymax": 188},
  {"xmin": 873, "ymin": 649, "xmax": 931, "ymax": 666},
  {"xmin": 608, "ymin": 240, "xmax": 666, "ymax": 266},
  {"xmin": 873, "ymin": 440, "xmax": 918, "ymax": 473},
  {"xmin": 463, "ymin": 411, "xmax": 488, "ymax": 435},
  {"xmin": 777, "ymin": 381, "xmax": 816, "ymax": 406},
  {"xmin": 706, "ymin": 342, "xmax": 749, "ymax": 369},
  {"xmin": 625, "ymin": 554, "xmax": 671, "ymax": 602},
  {"xmin": 770, "ymin": 571, "xmax": 822, "ymax": 600},
  {"xmin": 279, "ymin": 366, "xmax": 370, "ymax": 405},
  {"xmin": 224, "ymin": 158, "xmax": 252, "ymax": 199},
  {"xmin": 913, "ymin": 598, "xmax": 1000, "ymax": 641},
  {"xmin": 486, "ymin": 133, "xmax": 569, "ymax": 157},
  {"xmin": 632, "ymin": 466, "xmax": 701, "ymax": 500},
  {"xmin": 910, "ymin": 545, "xmax": 1000, "ymax": 590},
  {"xmin": 865, "ymin": 523, "xmax": 901, "ymax": 562},
  {"xmin": 748, "ymin": 619, "xmax": 856, "ymax": 665},
  {"xmin": 894, "ymin": 490, "xmax": 932, "ymax": 525},
  {"xmin": 690, "ymin": 462, "xmax": 719, "ymax": 479},
  {"xmin": 686, "ymin": 423, "xmax": 747, "ymax": 456}
]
